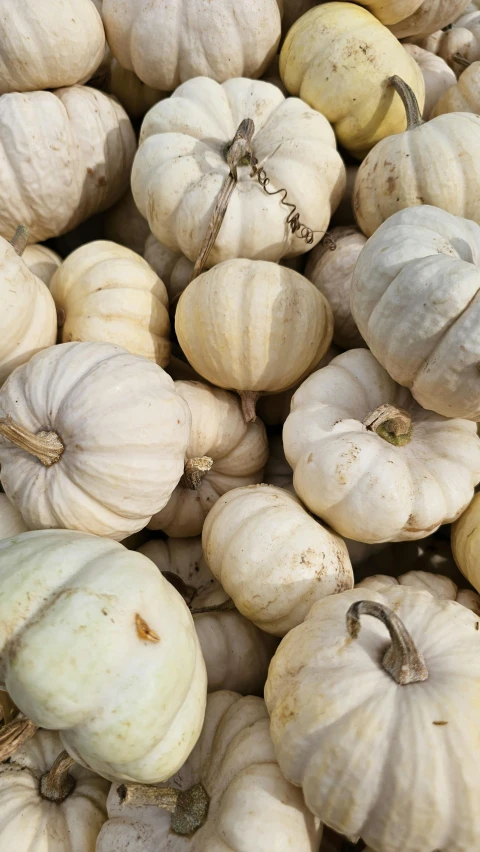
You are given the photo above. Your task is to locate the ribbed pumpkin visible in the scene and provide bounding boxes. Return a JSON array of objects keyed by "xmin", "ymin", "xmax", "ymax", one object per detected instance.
[{"xmin": 431, "ymin": 60, "xmax": 480, "ymax": 116}]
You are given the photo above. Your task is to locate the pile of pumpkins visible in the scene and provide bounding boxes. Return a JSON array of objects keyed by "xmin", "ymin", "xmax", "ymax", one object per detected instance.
[{"xmin": 2, "ymin": 1, "xmax": 480, "ymax": 851}]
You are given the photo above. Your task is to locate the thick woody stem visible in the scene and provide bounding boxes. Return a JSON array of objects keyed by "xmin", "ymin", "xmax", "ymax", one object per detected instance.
[
  {"xmin": 364, "ymin": 404, "xmax": 412, "ymax": 447},
  {"xmin": 0, "ymin": 416, "xmax": 64, "ymax": 466},
  {"xmin": 190, "ymin": 598, "xmax": 236, "ymax": 615},
  {"xmin": 39, "ymin": 750, "xmax": 76, "ymax": 803},
  {"xmin": 10, "ymin": 225, "xmax": 29, "ymax": 257},
  {"xmin": 0, "ymin": 714, "xmax": 39, "ymax": 761},
  {"xmin": 118, "ymin": 782, "xmax": 209, "ymax": 836},
  {"xmin": 453, "ymin": 53, "xmax": 471, "ymax": 69},
  {"xmin": 346, "ymin": 600, "xmax": 428, "ymax": 685},
  {"xmin": 388, "ymin": 76, "xmax": 424, "ymax": 130},
  {"xmin": 239, "ymin": 391, "xmax": 260, "ymax": 424},
  {"xmin": 181, "ymin": 456, "xmax": 214, "ymax": 490}
]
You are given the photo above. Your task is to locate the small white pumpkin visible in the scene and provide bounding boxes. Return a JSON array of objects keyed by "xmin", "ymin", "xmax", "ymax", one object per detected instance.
[
  {"xmin": 0, "ymin": 342, "xmax": 191, "ymax": 540},
  {"xmin": 358, "ymin": 568, "xmax": 480, "ymax": 614},
  {"xmin": 0, "ymin": 529, "xmax": 207, "ymax": 784},
  {"xmin": 283, "ymin": 348, "xmax": 480, "ymax": 542},
  {"xmin": 431, "ymin": 59, "xmax": 480, "ymax": 115},
  {"xmin": 103, "ymin": 190, "xmax": 150, "ymax": 256},
  {"xmin": 96, "ymin": 690, "xmax": 322, "ymax": 852},
  {"xmin": 351, "ymin": 205, "xmax": 480, "ymax": 420},
  {"xmin": 143, "ymin": 236, "xmax": 192, "ymax": 305},
  {"xmin": 23, "ymin": 244, "xmax": 62, "ymax": 286},
  {"xmin": 148, "ymin": 381, "xmax": 268, "ymax": 537},
  {"xmin": 403, "ymin": 43, "xmax": 457, "ymax": 117},
  {"xmin": 132, "ymin": 77, "xmax": 345, "ymax": 267},
  {"xmin": 0, "ymin": 0, "xmax": 105, "ymax": 94},
  {"xmin": 265, "ymin": 584, "xmax": 480, "ymax": 851},
  {"xmin": 0, "ymin": 728, "xmax": 109, "ymax": 851},
  {"xmin": 139, "ymin": 538, "xmax": 277, "ymax": 694},
  {"xmin": 176, "ymin": 259, "xmax": 334, "ymax": 422},
  {"xmin": 0, "ymin": 493, "xmax": 28, "ymax": 540},
  {"xmin": 49, "ymin": 241, "xmax": 171, "ymax": 366},
  {"xmin": 354, "ymin": 0, "xmax": 471, "ymax": 38},
  {"xmin": 202, "ymin": 484, "xmax": 353, "ymax": 636},
  {"xmin": 438, "ymin": 11, "xmax": 480, "ymax": 71},
  {"xmin": 452, "ymin": 493, "xmax": 480, "ymax": 592},
  {"xmin": 305, "ymin": 227, "xmax": 366, "ymax": 349}
]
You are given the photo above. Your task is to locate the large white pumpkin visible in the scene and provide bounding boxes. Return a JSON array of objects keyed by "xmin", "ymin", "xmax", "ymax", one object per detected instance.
[
  {"xmin": 132, "ymin": 77, "xmax": 345, "ymax": 267},
  {"xmin": 23, "ymin": 244, "xmax": 62, "ymax": 286},
  {"xmin": 0, "ymin": 728, "xmax": 109, "ymax": 851},
  {"xmin": 202, "ymin": 484, "xmax": 353, "ymax": 636},
  {"xmin": 96, "ymin": 691, "xmax": 322, "ymax": 852},
  {"xmin": 0, "ymin": 342, "xmax": 191, "ymax": 540},
  {"xmin": 149, "ymin": 381, "xmax": 268, "ymax": 536},
  {"xmin": 0, "ymin": 86, "xmax": 136, "ymax": 243},
  {"xmin": 403, "ymin": 43, "xmax": 457, "ymax": 117},
  {"xmin": 102, "ymin": 0, "xmax": 281, "ymax": 90},
  {"xmin": 49, "ymin": 241, "xmax": 171, "ymax": 366},
  {"xmin": 265, "ymin": 584, "xmax": 480, "ymax": 851},
  {"xmin": 283, "ymin": 348, "xmax": 480, "ymax": 542},
  {"xmin": 139, "ymin": 538, "xmax": 277, "ymax": 694},
  {"xmin": 0, "ymin": 530, "xmax": 207, "ymax": 784},
  {"xmin": 351, "ymin": 205, "xmax": 480, "ymax": 420}
]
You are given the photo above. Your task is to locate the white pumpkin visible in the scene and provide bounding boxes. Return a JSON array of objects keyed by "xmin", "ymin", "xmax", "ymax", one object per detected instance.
[
  {"xmin": 305, "ymin": 227, "xmax": 366, "ymax": 349},
  {"xmin": 0, "ymin": 728, "xmax": 109, "ymax": 851},
  {"xmin": 102, "ymin": 0, "xmax": 281, "ymax": 90},
  {"xmin": 132, "ymin": 77, "xmax": 345, "ymax": 267},
  {"xmin": 431, "ymin": 60, "xmax": 480, "ymax": 115},
  {"xmin": 438, "ymin": 11, "xmax": 480, "ymax": 70},
  {"xmin": 358, "ymin": 568, "xmax": 480, "ymax": 614},
  {"xmin": 0, "ymin": 0, "xmax": 105, "ymax": 94},
  {"xmin": 49, "ymin": 241, "xmax": 171, "ymax": 366},
  {"xmin": 143, "ymin": 236, "xmax": 192, "ymax": 305},
  {"xmin": 0, "ymin": 86, "xmax": 136, "ymax": 243},
  {"xmin": 403, "ymin": 43, "xmax": 457, "ymax": 117},
  {"xmin": 452, "ymin": 493, "xmax": 480, "ymax": 592},
  {"xmin": 23, "ymin": 244, "xmax": 62, "ymax": 286},
  {"xmin": 351, "ymin": 205, "xmax": 480, "ymax": 420},
  {"xmin": 265, "ymin": 584, "xmax": 480, "ymax": 851},
  {"xmin": 176, "ymin": 259, "xmax": 334, "ymax": 422},
  {"xmin": 0, "ymin": 342, "xmax": 191, "ymax": 540},
  {"xmin": 0, "ymin": 493, "xmax": 28, "ymax": 540},
  {"xmin": 202, "ymin": 484, "xmax": 353, "ymax": 636},
  {"xmin": 0, "ymin": 230, "xmax": 57, "ymax": 385},
  {"xmin": 148, "ymin": 381, "xmax": 268, "ymax": 537},
  {"xmin": 354, "ymin": 0, "xmax": 471, "ymax": 38},
  {"xmin": 103, "ymin": 190, "xmax": 150, "ymax": 256},
  {"xmin": 0, "ymin": 530, "xmax": 207, "ymax": 784},
  {"xmin": 283, "ymin": 348, "xmax": 480, "ymax": 542},
  {"xmin": 139, "ymin": 538, "xmax": 277, "ymax": 694},
  {"xmin": 96, "ymin": 691, "xmax": 322, "ymax": 852},
  {"xmin": 105, "ymin": 59, "xmax": 166, "ymax": 118}
]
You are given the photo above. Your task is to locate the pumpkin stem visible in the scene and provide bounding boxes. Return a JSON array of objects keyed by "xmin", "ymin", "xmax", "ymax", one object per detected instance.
[
  {"xmin": 364, "ymin": 404, "xmax": 412, "ymax": 447},
  {"xmin": 118, "ymin": 782, "xmax": 209, "ymax": 836},
  {"xmin": 346, "ymin": 600, "xmax": 428, "ymax": 685},
  {"xmin": 388, "ymin": 76, "xmax": 424, "ymax": 130},
  {"xmin": 181, "ymin": 456, "xmax": 214, "ymax": 490},
  {"xmin": 190, "ymin": 597, "xmax": 236, "ymax": 615},
  {"xmin": 10, "ymin": 225, "xmax": 29, "ymax": 257},
  {"xmin": 162, "ymin": 572, "xmax": 197, "ymax": 606},
  {"xmin": 453, "ymin": 53, "xmax": 471, "ymax": 69},
  {"xmin": 0, "ymin": 416, "xmax": 64, "ymax": 466},
  {"xmin": 39, "ymin": 750, "xmax": 76, "ymax": 803},
  {"xmin": 239, "ymin": 390, "xmax": 260, "ymax": 423},
  {"xmin": 0, "ymin": 713, "xmax": 38, "ymax": 761}
]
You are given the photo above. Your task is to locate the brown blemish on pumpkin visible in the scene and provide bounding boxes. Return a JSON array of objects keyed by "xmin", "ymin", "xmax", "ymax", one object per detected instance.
[
  {"xmin": 433, "ymin": 721, "xmax": 448, "ymax": 726},
  {"xmin": 475, "ymin": 622, "xmax": 479, "ymax": 630},
  {"xmin": 135, "ymin": 613, "xmax": 160, "ymax": 643}
]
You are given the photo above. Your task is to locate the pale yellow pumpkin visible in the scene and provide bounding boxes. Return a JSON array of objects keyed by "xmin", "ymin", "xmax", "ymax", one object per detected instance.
[
  {"xmin": 352, "ymin": 0, "xmax": 471, "ymax": 38},
  {"xmin": 431, "ymin": 60, "xmax": 480, "ymax": 115},
  {"xmin": 452, "ymin": 493, "xmax": 480, "ymax": 592}
]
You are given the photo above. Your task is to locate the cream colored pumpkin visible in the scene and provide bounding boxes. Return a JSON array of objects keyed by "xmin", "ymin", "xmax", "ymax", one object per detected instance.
[
  {"xmin": 0, "ymin": 86, "xmax": 136, "ymax": 243},
  {"xmin": 358, "ymin": 568, "xmax": 480, "ymax": 614},
  {"xmin": 403, "ymin": 43, "xmax": 457, "ymax": 116},
  {"xmin": 23, "ymin": 244, "xmax": 62, "ymax": 286},
  {"xmin": 0, "ymin": 493, "xmax": 28, "ymax": 540},
  {"xmin": 0, "ymin": 0, "xmax": 105, "ymax": 94},
  {"xmin": 104, "ymin": 59, "xmax": 166, "ymax": 118},
  {"xmin": 265, "ymin": 584, "xmax": 480, "ymax": 851},
  {"xmin": 452, "ymin": 493, "xmax": 480, "ymax": 592},
  {"xmin": 0, "ymin": 530, "xmax": 206, "ymax": 784},
  {"xmin": 283, "ymin": 348, "xmax": 480, "ymax": 542},
  {"xmin": 103, "ymin": 190, "xmax": 150, "ymax": 256},
  {"xmin": 0, "ymin": 728, "xmax": 109, "ymax": 851},
  {"xmin": 176, "ymin": 259, "xmax": 333, "ymax": 422},
  {"xmin": 148, "ymin": 381, "xmax": 268, "ymax": 537},
  {"xmin": 305, "ymin": 227, "xmax": 366, "ymax": 350},
  {"xmin": 49, "ymin": 241, "xmax": 171, "ymax": 366},
  {"xmin": 0, "ymin": 341, "xmax": 191, "ymax": 540},
  {"xmin": 279, "ymin": 3, "xmax": 425, "ymax": 159},
  {"xmin": 202, "ymin": 484, "xmax": 353, "ymax": 636},
  {"xmin": 431, "ymin": 60, "xmax": 480, "ymax": 115},
  {"xmin": 96, "ymin": 691, "xmax": 322, "ymax": 852},
  {"xmin": 139, "ymin": 538, "xmax": 277, "ymax": 694},
  {"xmin": 354, "ymin": 78, "xmax": 480, "ymax": 237},
  {"xmin": 103, "ymin": 0, "xmax": 281, "ymax": 90},
  {"xmin": 0, "ymin": 232, "xmax": 57, "ymax": 385},
  {"xmin": 352, "ymin": 0, "xmax": 471, "ymax": 38},
  {"xmin": 143, "ymin": 236, "xmax": 191, "ymax": 305},
  {"xmin": 351, "ymin": 205, "xmax": 480, "ymax": 420},
  {"xmin": 438, "ymin": 12, "xmax": 480, "ymax": 71},
  {"xmin": 132, "ymin": 77, "xmax": 345, "ymax": 267}
]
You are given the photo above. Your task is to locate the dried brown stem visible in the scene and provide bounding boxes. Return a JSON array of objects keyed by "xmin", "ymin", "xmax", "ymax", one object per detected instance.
[
  {"xmin": 181, "ymin": 456, "xmax": 213, "ymax": 490},
  {"xmin": 10, "ymin": 225, "xmax": 29, "ymax": 257},
  {"xmin": 239, "ymin": 391, "xmax": 260, "ymax": 423},
  {"xmin": 0, "ymin": 416, "xmax": 64, "ymax": 466},
  {"xmin": 118, "ymin": 782, "xmax": 209, "ymax": 836},
  {"xmin": 39, "ymin": 750, "xmax": 76, "ymax": 803},
  {"xmin": 364, "ymin": 404, "xmax": 412, "ymax": 447},
  {"xmin": 388, "ymin": 76, "xmax": 423, "ymax": 130},
  {"xmin": 0, "ymin": 714, "xmax": 39, "ymax": 760},
  {"xmin": 453, "ymin": 53, "xmax": 471, "ymax": 68},
  {"xmin": 190, "ymin": 598, "xmax": 236, "ymax": 615}
]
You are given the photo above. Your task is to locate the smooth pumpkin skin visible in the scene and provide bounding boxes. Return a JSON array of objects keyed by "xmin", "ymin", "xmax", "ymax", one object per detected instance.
[
  {"xmin": 176, "ymin": 259, "xmax": 333, "ymax": 397},
  {"xmin": 23, "ymin": 244, "xmax": 62, "ymax": 286},
  {"xmin": 0, "ymin": 494, "xmax": 28, "ymax": 540},
  {"xmin": 403, "ymin": 43, "xmax": 456, "ymax": 117},
  {"xmin": 50, "ymin": 241, "xmax": 171, "ymax": 366},
  {"xmin": 351, "ymin": 206, "xmax": 480, "ymax": 420},
  {"xmin": 0, "ymin": 729, "xmax": 109, "ymax": 852},
  {"xmin": 0, "ymin": 86, "xmax": 136, "ymax": 244},
  {"xmin": 0, "ymin": 342, "xmax": 191, "ymax": 540},
  {"xmin": 353, "ymin": 0, "xmax": 471, "ymax": 37},
  {"xmin": 265, "ymin": 585, "xmax": 480, "ymax": 852},
  {"xmin": 283, "ymin": 348, "xmax": 480, "ymax": 543},
  {"xmin": 0, "ymin": 0, "xmax": 105, "ymax": 94},
  {"xmin": 279, "ymin": 3, "xmax": 425, "ymax": 159},
  {"xmin": 452, "ymin": 493, "xmax": 480, "ymax": 593},
  {"xmin": 97, "ymin": 691, "xmax": 322, "ymax": 852},
  {"xmin": 431, "ymin": 61, "xmax": 480, "ymax": 116},
  {"xmin": 149, "ymin": 381, "xmax": 268, "ymax": 537}
]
